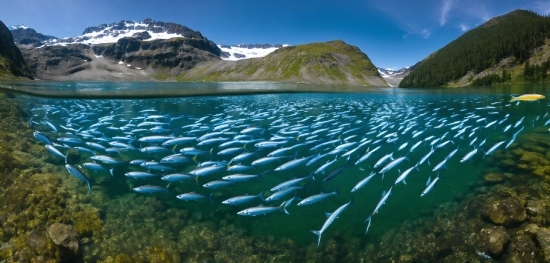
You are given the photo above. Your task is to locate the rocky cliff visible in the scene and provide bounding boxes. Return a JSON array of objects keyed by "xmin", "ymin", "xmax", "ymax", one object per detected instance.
[{"xmin": 0, "ymin": 20, "xmax": 33, "ymax": 80}]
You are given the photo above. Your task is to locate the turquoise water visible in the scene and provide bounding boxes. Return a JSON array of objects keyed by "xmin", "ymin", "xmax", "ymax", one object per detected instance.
[{"xmin": 7, "ymin": 82, "xmax": 550, "ymax": 261}]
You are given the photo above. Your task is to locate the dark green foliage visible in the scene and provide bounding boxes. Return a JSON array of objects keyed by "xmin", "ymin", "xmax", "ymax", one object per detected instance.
[
  {"xmin": 400, "ymin": 10, "xmax": 550, "ymax": 88},
  {"xmin": 523, "ymin": 57, "xmax": 550, "ymax": 81}
]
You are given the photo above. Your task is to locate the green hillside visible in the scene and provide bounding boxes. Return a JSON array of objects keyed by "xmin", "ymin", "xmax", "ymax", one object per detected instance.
[
  {"xmin": 177, "ymin": 40, "xmax": 388, "ymax": 86},
  {"xmin": 400, "ymin": 10, "xmax": 550, "ymax": 88}
]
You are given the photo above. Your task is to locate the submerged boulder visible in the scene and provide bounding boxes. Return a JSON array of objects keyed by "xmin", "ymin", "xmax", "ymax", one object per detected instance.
[
  {"xmin": 535, "ymin": 228, "xmax": 550, "ymax": 262},
  {"xmin": 483, "ymin": 197, "xmax": 526, "ymax": 228},
  {"xmin": 47, "ymin": 223, "xmax": 79, "ymax": 259},
  {"xmin": 478, "ymin": 226, "xmax": 509, "ymax": 258},
  {"xmin": 504, "ymin": 235, "xmax": 537, "ymax": 263}
]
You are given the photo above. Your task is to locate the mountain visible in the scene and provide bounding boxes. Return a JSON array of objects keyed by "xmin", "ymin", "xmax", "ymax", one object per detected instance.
[
  {"xmin": 400, "ymin": 10, "xmax": 550, "ymax": 88},
  {"xmin": 0, "ymin": 20, "xmax": 33, "ymax": 80},
  {"xmin": 377, "ymin": 65, "xmax": 417, "ymax": 87},
  {"xmin": 15, "ymin": 19, "xmax": 221, "ymax": 81},
  {"xmin": 176, "ymin": 40, "xmax": 388, "ymax": 86},
  {"xmin": 10, "ymin": 26, "xmax": 57, "ymax": 47}
]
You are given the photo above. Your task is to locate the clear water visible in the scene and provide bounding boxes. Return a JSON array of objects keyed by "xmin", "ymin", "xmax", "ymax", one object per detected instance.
[{"xmin": 8, "ymin": 82, "xmax": 550, "ymax": 259}]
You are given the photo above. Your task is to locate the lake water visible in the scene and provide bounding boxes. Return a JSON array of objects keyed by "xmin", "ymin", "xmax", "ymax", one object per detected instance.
[{"xmin": 2, "ymin": 82, "xmax": 550, "ymax": 262}]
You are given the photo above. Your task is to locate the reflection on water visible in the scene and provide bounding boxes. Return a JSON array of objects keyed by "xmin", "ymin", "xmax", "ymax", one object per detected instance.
[{"xmin": 2, "ymin": 82, "xmax": 550, "ymax": 262}]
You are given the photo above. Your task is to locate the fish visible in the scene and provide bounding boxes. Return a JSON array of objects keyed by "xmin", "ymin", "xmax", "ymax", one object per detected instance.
[
  {"xmin": 460, "ymin": 148, "xmax": 478, "ymax": 163},
  {"xmin": 274, "ymin": 155, "xmax": 312, "ymax": 171},
  {"xmin": 297, "ymin": 188, "xmax": 339, "ymax": 206},
  {"xmin": 379, "ymin": 156, "xmax": 407, "ymax": 175},
  {"xmin": 372, "ymin": 187, "xmax": 392, "ymax": 215},
  {"xmin": 314, "ymin": 156, "xmax": 338, "ymax": 175},
  {"xmin": 202, "ymin": 180, "xmax": 234, "ymax": 189},
  {"xmin": 133, "ymin": 185, "xmax": 170, "ymax": 194},
  {"xmin": 222, "ymin": 192, "xmax": 264, "ymax": 205},
  {"xmin": 484, "ymin": 140, "xmax": 506, "ymax": 156},
  {"xmin": 237, "ymin": 201, "xmax": 289, "ymax": 216},
  {"xmin": 33, "ymin": 131, "xmax": 52, "ymax": 145},
  {"xmin": 394, "ymin": 165, "xmax": 418, "ymax": 185},
  {"xmin": 510, "ymin": 94, "xmax": 545, "ymax": 102},
  {"xmin": 322, "ymin": 162, "xmax": 350, "ymax": 182},
  {"xmin": 311, "ymin": 199, "xmax": 352, "ymax": 247},
  {"xmin": 421, "ymin": 175, "xmax": 440, "ymax": 197},
  {"xmin": 265, "ymin": 186, "xmax": 303, "ymax": 202},
  {"xmin": 64, "ymin": 164, "xmax": 91, "ymax": 193},
  {"xmin": 176, "ymin": 192, "xmax": 213, "ymax": 202},
  {"xmin": 351, "ymin": 172, "xmax": 376, "ymax": 193},
  {"xmin": 355, "ymin": 146, "xmax": 381, "ymax": 165},
  {"xmin": 271, "ymin": 174, "xmax": 314, "ymax": 192},
  {"xmin": 125, "ymin": 171, "xmax": 157, "ymax": 179},
  {"xmin": 45, "ymin": 145, "xmax": 68, "ymax": 163},
  {"xmin": 373, "ymin": 153, "xmax": 394, "ymax": 169}
]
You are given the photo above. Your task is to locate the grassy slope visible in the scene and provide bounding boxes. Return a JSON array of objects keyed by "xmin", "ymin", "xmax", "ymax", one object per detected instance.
[{"xmin": 176, "ymin": 40, "xmax": 388, "ymax": 86}]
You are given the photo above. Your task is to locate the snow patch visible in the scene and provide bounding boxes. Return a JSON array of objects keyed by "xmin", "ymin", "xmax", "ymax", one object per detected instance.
[
  {"xmin": 218, "ymin": 44, "xmax": 290, "ymax": 61},
  {"xmin": 9, "ymin": 25, "xmax": 28, "ymax": 30}
]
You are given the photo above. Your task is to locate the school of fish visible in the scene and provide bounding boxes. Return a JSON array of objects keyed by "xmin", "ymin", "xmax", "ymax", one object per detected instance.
[{"xmin": 27, "ymin": 94, "xmax": 547, "ymax": 247}]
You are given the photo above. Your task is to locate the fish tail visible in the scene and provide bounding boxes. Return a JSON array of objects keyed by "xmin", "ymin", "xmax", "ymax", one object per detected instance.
[
  {"xmin": 87, "ymin": 182, "xmax": 92, "ymax": 193},
  {"xmin": 109, "ymin": 168, "xmax": 115, "ymax": 177},
  {"xmin": 510, "ymin": 95, "xmax": 517, "ymax": 102},
  {"xmin": 258, "ymin": 191, "xmax": 265, "ymax": 201},
  {"xmin": 311, "ymin": 230, "xmax": 322, "ymax": 247},
  {"xmin": 280, "ymin": 201, "xmax": 290, "ymax": 215}
]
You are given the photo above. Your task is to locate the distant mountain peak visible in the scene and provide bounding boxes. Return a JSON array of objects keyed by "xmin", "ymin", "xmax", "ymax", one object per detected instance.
[{"xmin": 37, "ymin": 19, "xmax": 208, "ymax": 47}]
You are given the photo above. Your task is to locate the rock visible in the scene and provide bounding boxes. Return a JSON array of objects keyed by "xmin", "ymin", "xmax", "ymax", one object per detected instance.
[
  {"xmin": 47, "ymin": 223, "xmax": 79, "ymax": 258},
  {"xmin": 132, "ymin": 31, "xmax": 151, "ymax": 40},
  {"xmin": 483, "ymin": 197, "xmax": 526, "ymax": 228},
  {"xmin": 483, "ymin": 173, "xmax": 504, "ymax": 183},
  {"xmin": 504, "ymin": 235, "xmax": 537, "ymax": 263},
  {"xmin": 478, "ymin": 226, "xmax": 509, "ymax": 258},
  {"xmin": 535, "ymin": 228, "xmax": 550, "ymax": 262}
]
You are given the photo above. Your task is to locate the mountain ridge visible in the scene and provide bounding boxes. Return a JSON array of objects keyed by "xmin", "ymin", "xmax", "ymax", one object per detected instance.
[
  {"xmin": 0, "ymin": 20, "xmax": 33, "ymax": 80},
  {"xmin": 400, "ymin": 9, "xmax": 550, "ymax": 88}
]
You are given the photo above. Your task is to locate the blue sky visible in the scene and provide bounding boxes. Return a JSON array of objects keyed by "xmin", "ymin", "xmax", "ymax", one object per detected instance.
[{"xmin": 2, "ymin": 0, "xmax": 549, "ymax": 69}]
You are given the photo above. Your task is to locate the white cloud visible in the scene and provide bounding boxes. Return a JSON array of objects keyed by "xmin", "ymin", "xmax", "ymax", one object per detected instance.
[
  {"xmin": 532, "ymin": 1, "xmax": 550, "ymax": 15},
  {"xmin": 459, "ymin": 23, "xmax": 469, "ymax": 32},
  {"xmin": 420, "ymin": 29, "xmax": 431, "ymax": 38},
  {"xmin": 440, "ymin": 0, "xmax": 454, "ymax": 26}
]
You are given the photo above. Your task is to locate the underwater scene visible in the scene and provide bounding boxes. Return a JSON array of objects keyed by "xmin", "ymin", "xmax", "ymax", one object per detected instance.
[{"xmin": 2, "ymin": 83, "xmax": 550, "ymax": 262}]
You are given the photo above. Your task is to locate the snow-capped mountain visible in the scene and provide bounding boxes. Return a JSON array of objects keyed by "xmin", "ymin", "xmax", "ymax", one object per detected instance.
[
  {"xmin": 219, "ymin": 44, "xmax": 289, "ymax": 60},
  {"xmin": 8, "ymin": 25, "xmax": 28, "ymax": 30},
  {"xmin": 39, "ymin": 18, "xmax": 210, "ymax": 46},
  {"xmin": 377, "ymin": 66, "xmax": 417, "ymax": 87}
]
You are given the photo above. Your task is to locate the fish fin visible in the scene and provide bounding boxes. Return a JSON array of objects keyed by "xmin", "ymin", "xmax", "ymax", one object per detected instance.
[
  {"xmin": 403, "ymin": 179, "xmax": 406, "ymax": 185},
  {"xmin": 364, "ymin": 216, "xmax": 372, "ymax": 223},
  {"xmin": 510, "ymin": 95, "xmax": 517, "ymax": 102},
  {"xmin": 208, "ymin": 193, "xmax": 214, "ymax": 204},
  {"xmin": 195, "ymin": 176, "xmax": 199, "ymax": 185},
  {"xmin": 243, "ymin": 144, "xmax": 247, "ymax": 151},
  {"xmin": 258, "ymin": 191, "xmax": 265, "ymax": 201},
  {"xmin": 193, "ymin": 155, "xmax": 198, "ymax": 163},
  {"xmin": 109, "ymin": 168, "xmax": 115, "ymax": 177},
  {"xmin": 325, "ymin": 212, "xmax": 332, "ymax": 218}
]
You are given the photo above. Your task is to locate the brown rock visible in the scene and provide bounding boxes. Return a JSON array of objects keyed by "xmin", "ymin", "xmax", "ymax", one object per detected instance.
[
  {"xmin": 47, "ymin": 223, "xmax": 79, "ymax": 259},
  {"xmin": 536, "ymin": 228, "xmax": 550, "ymax": 262},
  {"xmin": 478, "ymin": 226, "xmax": 510, "ymax": 258},
  {"xmin": 504, "ymin": 235, "xmax": 537, "ymax": 263},
  {"xmin": 483, "ymin": 198, "xmax": 526, "ymax": 228}
]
